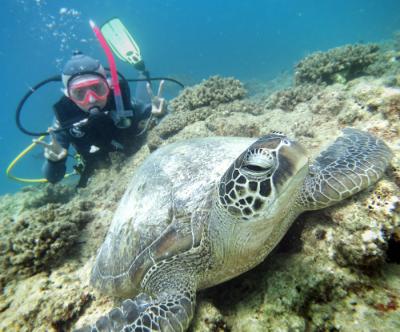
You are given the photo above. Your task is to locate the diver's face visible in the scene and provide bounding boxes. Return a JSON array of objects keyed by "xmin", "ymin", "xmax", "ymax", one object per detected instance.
[{"xmin": 67, "ymin": 74, "xmax": 109, "ymax": 112}]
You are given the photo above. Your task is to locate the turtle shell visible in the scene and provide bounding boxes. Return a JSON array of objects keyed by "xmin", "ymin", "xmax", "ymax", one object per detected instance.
[{"xmin": 91, "ymin": 137, "xmax": 256, "ymax": 297}]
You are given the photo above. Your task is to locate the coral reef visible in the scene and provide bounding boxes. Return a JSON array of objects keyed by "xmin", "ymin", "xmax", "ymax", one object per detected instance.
[
  {"xmin": 1, "ymin": 37, "xmax": 400, "ymax": 331},
  {"xmin": 295, "ymin": 44, "xmax": 379, "ymax": 85},
  {"xmin": 0, "ymin": 194, "xmax": 94, "ymax": 288},
  {"xmin": 330, "ymin": 179, "xmax": 399, "ymax": 269},
  {"xmin": 147, "ymin": 76, "xmax": 246, "ymax": 150},
  {"xmin": 364, "ymin": 51, "xmax": 400, "ymax": 79},
  {"xmin": 0, "ymin": 267, "xmax": 92, "ymax": 331},
  {"xmin": 170, "ymin": 76, "xmax": 246, "ymax": 113},
  {"xmin": 20, "ymin": 184, "xmax": 76, "ymax": 209},
  {"xmin": 0, "ymin": 184, "xmax": 75, "ymax": 222},
  {"xmin": 264, "ymin": 83, "xmax": 321, "ymax": 112},
  {"xmin": 189, "ymin": 301, "xmax": 227, "ymax": 332}
]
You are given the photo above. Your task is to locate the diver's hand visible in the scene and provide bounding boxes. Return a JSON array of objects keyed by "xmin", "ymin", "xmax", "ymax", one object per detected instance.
[
  {"xmin": 146, "ymin": 80, "xmax": 168, "ymax": 117},
  {"xmin": 33, "ymin": 130, "xmax": 68, "ymax": 162}
]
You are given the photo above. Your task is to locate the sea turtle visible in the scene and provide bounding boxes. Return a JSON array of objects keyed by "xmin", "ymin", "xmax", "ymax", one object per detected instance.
[{"xmin": 77, "ymin": 128, "xmax": 392, "ymax": 332}]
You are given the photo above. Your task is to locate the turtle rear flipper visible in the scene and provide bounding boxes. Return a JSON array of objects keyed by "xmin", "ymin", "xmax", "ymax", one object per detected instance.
[{"xmin": 297, "ymin": 128, "xmax": 392, "ymax": 211}]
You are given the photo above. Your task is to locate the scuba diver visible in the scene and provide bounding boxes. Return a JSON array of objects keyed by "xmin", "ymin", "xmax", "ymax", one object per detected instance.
[
  {"xmin": 8, "ymin": 19, "xmax": 183, "ymax": 187},
  {"xmin": 34, "ymin": 51, "xmax": 167, "ymax": 187}
]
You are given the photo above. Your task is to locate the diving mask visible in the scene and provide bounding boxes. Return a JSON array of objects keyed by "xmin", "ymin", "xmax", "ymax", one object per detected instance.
[{"xmin": 68, "ymin": 74, "xmax": 110, "ymax": 108}]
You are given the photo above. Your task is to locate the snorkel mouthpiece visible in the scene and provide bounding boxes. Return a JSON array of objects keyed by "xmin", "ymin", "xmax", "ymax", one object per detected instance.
[{"xmin": 89, "ymin": 107, "xmax": 101, "ymax": 116}]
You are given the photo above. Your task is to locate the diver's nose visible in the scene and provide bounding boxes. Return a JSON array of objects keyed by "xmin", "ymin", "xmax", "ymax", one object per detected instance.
[{"xmin": 88, "ymin": 94, "xmax": 96, "ymax": 103}]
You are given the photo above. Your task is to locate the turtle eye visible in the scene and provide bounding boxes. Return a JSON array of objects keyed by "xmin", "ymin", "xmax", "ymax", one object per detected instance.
[{"xmin": 243, "ymin": 164, "xmax": 272, "ymax": 173}]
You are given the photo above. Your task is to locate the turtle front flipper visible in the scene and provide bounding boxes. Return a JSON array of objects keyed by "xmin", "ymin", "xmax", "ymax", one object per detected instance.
[
  {"xmin": 297, "ymin": 128, "xmax": 392, "ymax": 211},
  {"xmin": 75, "ymin": 282, "xmax": 196, "ymax": 332}
]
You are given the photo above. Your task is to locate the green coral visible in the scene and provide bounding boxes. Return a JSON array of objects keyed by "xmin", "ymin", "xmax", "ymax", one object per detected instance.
[{"xmin": 295, "ymin": 44, "xmax": 379, "ymax": 85}]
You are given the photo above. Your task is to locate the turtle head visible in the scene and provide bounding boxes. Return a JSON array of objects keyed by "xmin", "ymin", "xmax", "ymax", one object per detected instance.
[{"xmin": 217, "ymin": 133, "xmax": 309, "ymax": 221}]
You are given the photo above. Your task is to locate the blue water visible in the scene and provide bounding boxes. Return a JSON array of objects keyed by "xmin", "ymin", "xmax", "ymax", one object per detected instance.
[{"xmin": 1, "ymin": 0, "xmax": 399, "ymax": 195}]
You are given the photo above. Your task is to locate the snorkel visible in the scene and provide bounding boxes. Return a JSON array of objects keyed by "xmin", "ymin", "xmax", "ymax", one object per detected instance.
[{"xmin": 89, "ymin": 20, "xmax": 132, "ymax": 128}]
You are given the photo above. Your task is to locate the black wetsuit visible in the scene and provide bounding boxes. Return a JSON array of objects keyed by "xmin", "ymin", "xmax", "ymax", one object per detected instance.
[{"xmin": 43, "ymin": 80, "xmax": 151, "ymax": 187}]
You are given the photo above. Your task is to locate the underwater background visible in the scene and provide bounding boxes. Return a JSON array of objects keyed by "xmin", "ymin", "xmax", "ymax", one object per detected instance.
[
  {"xmin": 1, "ymin": 0, "xmax": 400, "ymax": 195},
  {"xmin": 1, "ymin": 1, "xmax": 400, "ymax": 331}
]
